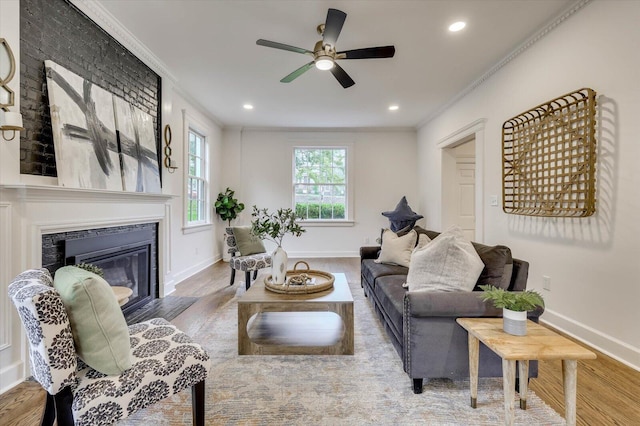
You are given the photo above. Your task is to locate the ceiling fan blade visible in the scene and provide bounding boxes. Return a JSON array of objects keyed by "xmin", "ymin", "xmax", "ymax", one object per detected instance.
[
  {"xmin": 337, "ymin": 46, "xmax": 396, "ymax": 59},
  {"xmin": 256, "ymin": 39, "xmax": 312, "ymax": 55},
  {"xmin": 330, "ymin": 63, "xmax": 355, "ymax": 88},
  {"xmin": 323, "ymin": 8, "xmax": 347, "ymax": 48},
  {"xmin": 280, "ymin": 61, "xmax": 315, "ymax": 83}
]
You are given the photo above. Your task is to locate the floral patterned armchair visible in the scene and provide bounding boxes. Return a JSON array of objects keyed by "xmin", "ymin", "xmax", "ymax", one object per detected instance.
[
  {"xmin": 225, "ymin": 227, "xmax": 271, "ymax": 290},
  {"xmin": 8, "ymin": 268, "xmax": 211, "ymax": 426}
]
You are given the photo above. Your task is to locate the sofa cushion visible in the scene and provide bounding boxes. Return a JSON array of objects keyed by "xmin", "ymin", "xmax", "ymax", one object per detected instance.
[
  {"xmin": 361, "ymin": 259, "xmax": 408, "ymax": 289},
  {"xmin": 406, "ymin": 226, "xmax": 484, "ymax": 292},
  {"xmin": 375, "ymin": 229, "xmax": 417, "ymax": 268},
  {"xmin": 378, "ymin": 224, "xmax": 412, "ymax": 245},
  {"xmin": 413, "ymin": 226, "xmax": 513, "ymax": 290},
  {"xmin": 373, "ymin": 275, "xmax": 407, "ymax": 342},
  {"xmin": 413, "ymin": 225, "xmax": 440, "ymax": 241},
  {"xmin": 472, "ymin": 243, "xmax": 513, "ymax": 290}
]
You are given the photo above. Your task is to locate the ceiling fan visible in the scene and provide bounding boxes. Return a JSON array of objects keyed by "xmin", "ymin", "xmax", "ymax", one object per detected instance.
[{"xmin": 256, "ymin": 8, "xmax": 395, "ymax": 88}]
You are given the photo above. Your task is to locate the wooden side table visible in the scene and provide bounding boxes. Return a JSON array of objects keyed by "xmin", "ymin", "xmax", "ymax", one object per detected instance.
[{"xmin": 456, "ymin": 318, "xmax": 596, "ymax": 426}]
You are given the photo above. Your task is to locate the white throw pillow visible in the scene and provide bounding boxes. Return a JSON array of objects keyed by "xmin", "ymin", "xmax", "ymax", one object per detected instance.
[
  {"xmin": 375, "ymin": 229, "xmax": 417, "ymax": 268},
  {"xmin": 406, "ymin": 225, "xmax": 484, "ymax": 292},
  {"xmin": 414, "ymin": 233, "xmax": 431, "ymax": 251}
]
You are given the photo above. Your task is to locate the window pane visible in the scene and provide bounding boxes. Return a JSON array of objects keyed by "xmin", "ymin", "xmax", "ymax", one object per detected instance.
[
  {"xmin": 293, "ymin": 147, "xmax": 348, "ymax": 220},
  {"xmin": 293, "ymin": 148, "xmax": 347, "ymax": 220},
  {"xmin": 195, "ymin": 156, "xmax": 201, "ymax": 176},
  {"xmin": 187, "ymin": 129, "xmax": 208, "ymax": 225}
]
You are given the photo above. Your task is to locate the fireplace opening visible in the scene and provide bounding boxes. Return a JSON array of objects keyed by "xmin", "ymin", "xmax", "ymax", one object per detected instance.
[{"xmin": 63, "ymin": 229, "xmax": 156, "ymax": 315}]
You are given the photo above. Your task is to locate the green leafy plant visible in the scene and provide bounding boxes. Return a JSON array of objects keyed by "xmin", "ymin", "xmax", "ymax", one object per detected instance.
[
  {"xmin": 76, "ymin": 263, "xmax": 104, "ymax": 278},
  {"xmin": 215, "ymin": 187, "xmax": 245, "ymax": 226},
  {"xmin": 250, "ymin": 206, "xmax": 306, "ymax": 247},
  {"xmin": 479, "ymin": 285, "xmax": 545, "ymax": 312}
]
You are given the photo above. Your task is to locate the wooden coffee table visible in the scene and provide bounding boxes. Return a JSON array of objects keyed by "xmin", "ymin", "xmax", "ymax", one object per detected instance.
[
  {"xmin": 457, "ymin": 318, "xmax": 596, "ymax": 426},
  {"xmin": 238, "ymin": 272, "xmax": 354, "ymax": 355}
]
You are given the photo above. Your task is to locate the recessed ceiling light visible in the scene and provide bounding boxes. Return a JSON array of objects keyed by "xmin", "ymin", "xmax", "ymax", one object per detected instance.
[
  {"xmin": 243, "ymin": 104, "xmax": 254, "ymax": 110},
  {"xmin": 448, "ymin": 21, "xmax": 466, "ymax": 32},
  {"xmin": 388, "ymin": 105, "xmax": 399, "ymax": 111}
]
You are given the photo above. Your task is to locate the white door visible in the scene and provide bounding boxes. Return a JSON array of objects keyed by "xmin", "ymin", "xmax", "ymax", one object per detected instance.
[{"xmin": 455, "ymin": 160, "xmax": 476, "ymax": 241}]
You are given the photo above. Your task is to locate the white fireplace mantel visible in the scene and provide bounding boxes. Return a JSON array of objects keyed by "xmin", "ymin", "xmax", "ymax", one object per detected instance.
[{"xmin": 0, "ymin": 184, "xmax": 176, "ymax": 203}]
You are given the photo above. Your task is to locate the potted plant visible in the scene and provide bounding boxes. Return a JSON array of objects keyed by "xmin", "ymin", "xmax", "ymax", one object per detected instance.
[
  {"xmin": 251, "ymin": 206, "xmax": 305, "ymax": 284},
  {"xmin": 215, "ymin": 187, "xmax": 245, "ymax": 226},
  {"xmin": 215, "ymin": 188, "xmax": 245, "ymax": 261},
  {"xmin": 479, "ymin": 285, "xmax": 545, "ymax": 336}
]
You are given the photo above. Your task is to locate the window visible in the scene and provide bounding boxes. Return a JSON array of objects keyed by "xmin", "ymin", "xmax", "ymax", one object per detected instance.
[
  {"xmin": 186, "ymin": 129, "xmax": 208, "ymax": 225},
  {"xmin": 294, "ymin": 147, "xmax": 347, "ymax": 220}
]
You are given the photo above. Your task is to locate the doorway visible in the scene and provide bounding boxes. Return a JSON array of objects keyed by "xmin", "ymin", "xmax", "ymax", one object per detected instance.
[
  {"xmin": 438, "ymin": 119, "xmax": 485, "ymax": 242},
  {"xmin": 442, "ymin": 139, "xmax": 476, "ymax": 240}
]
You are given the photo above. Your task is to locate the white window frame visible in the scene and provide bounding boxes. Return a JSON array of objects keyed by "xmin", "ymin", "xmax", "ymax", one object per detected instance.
[
  {"xmin": 292, "ymin": 143, "xmax": 354, "ymax": 226},
  {"xmin": 183, "ymin": 111, "xmax": 211, "ymax": 232}
]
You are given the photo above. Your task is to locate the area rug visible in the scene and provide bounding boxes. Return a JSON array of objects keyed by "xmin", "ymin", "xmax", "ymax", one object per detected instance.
[
  {"xmin": 124, "ymin": 296, "xmax": 198, "ymax": 325},
  {"xmin": 121, "ymin": 281, "xmax": 564, "ymax": 425}
]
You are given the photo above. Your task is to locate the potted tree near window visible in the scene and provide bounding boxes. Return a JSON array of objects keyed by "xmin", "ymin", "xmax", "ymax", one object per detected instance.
[
  {"xmin": 479, "ymin": 285, "xmax": 545, "ymax": 336},
  {"xmin": 250, "ymin": 206, "xmax": 305, "ymax": 284},
  {"xmin": 215, "ymin": 188, "xmax": 245, "ymax": 262}
]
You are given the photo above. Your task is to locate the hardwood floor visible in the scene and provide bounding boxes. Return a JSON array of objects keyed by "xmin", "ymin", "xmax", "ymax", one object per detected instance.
[{"xmin": 1, "ymin": 258, "xmax": 638, "ymax": 425}]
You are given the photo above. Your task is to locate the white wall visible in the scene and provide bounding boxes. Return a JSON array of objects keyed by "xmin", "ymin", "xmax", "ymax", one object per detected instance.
[
  {"xmin": 221, "ymin": 128, "xmax": 420, "ymax": 257},
  {"xmin": 161, "ymin": 90, "xmax": 225, "ymax": 292},
  {"xmin": 417, "ymin": 0, "xmax": 640, "ymax": 370}
]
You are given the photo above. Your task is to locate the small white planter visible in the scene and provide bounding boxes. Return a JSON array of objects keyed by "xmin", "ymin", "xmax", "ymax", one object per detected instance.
[
  {"xmin": 271, "ymin": 246, "xmax": 288, "ymax": 284},
  {"xmin": 503, "ymin": 308, "xmax": 527, "ymax": 336}
]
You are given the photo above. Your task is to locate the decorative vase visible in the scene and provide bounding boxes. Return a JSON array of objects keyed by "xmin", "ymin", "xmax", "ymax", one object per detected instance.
[
  {"xmin": 272, "ymin": 246, "xmax": 288, "ymax": 285},
  {"xmin": 503, "ymin": 308, "xmax": 527, "ymax": 336}
]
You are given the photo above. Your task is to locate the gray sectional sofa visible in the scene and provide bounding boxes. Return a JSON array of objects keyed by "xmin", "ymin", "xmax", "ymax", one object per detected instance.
[{"xmin": 360, "ymin": 227, "xmax": 544, "ymax": 394}]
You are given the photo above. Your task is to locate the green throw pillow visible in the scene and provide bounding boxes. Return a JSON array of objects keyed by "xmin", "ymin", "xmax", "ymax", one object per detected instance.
[
  {"xmin": 53, "ymin": 266, "xmax": 132, "ymax": 375},
  {"xmin": 232, "ymin": 226, "xmax": 266, "ymax": 256}
]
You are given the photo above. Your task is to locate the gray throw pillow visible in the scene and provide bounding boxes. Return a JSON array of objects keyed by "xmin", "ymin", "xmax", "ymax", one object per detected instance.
[
  {"xmin": 381, "ymin": 196, "xmax": 424, "ymax": 232},
  {"xmin": 232, "ymin": 226, "xmax": 266, "ymax": 256}
]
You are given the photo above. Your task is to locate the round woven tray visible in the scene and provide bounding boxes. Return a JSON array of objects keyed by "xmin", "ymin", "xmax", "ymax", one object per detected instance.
[{"xmin": 264, "ymin": 261, "xmax": 335, "ymax": 294}]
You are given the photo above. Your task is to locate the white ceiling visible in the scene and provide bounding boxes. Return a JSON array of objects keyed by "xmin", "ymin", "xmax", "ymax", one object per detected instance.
[{"xmin": 96, "ymin": 0, "xmax": 575, "ymax": 129}]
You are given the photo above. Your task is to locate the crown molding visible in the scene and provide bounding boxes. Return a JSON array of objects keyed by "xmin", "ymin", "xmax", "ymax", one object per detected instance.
[
  {"xmin": 69, "ymin": 0, "xmax": 178, "ymax": 85},
  {"xmin": 172, "ymin": 85, "xmax": 225, "ymax": 128},
  {"xmin": 417, "ymin": 0, "xmax": 592, "ymax": 129}
]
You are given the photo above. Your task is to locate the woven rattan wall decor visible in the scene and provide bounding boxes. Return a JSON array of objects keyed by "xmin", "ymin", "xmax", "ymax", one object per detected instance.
[{"xmin": 502, "ymin": 88, "xmax": 597, "ymax": 217}]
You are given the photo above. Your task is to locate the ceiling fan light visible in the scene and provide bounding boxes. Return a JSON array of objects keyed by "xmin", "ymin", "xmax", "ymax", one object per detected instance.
[{"xmin": 315, "ymin": 57, "xmax": 334, "ymax": 70}]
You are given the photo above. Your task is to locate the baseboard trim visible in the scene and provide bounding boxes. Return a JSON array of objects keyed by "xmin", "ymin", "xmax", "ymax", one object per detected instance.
[
  {"xmin": 166, "ymin": 257, "xmax": 216, "ymax": 295},
  {"xmin": 288, "ymin": 251, "xmax": 360, "ymax": 258},
  {"xmin": 0, "ymin": 360, "xmax": 25, "ymax": 395},
  {"xmin": 541, "ymin": 309, "xmax": 640, "ymax": 372}
]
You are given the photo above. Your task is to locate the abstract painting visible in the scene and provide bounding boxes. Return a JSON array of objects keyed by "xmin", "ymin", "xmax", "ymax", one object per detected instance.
[
  {"xmin": 113, "ymin": 96, "xmax": 139, "ymax": 191},
  {"xmin": 131, "ymin": 106, "xmax": 162, "ymax": 193},
  {"xmin": 44, "ymin": 60, "xmax": 123, "ymax": 191}
]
